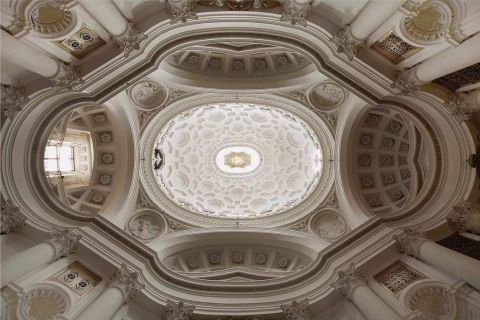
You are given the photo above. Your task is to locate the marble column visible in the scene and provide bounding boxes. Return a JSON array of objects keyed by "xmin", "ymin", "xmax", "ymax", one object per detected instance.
[
  {"xmin": 79, "ymin": 0, "xmax": 128, "ymax": 36},
  {"xmin": 331, "ymin": 0, "xmax": 407, "ymax": 60},
  {"xmin": 80, "ymin": 0, "xmax": 146, "ymax": 56},
  {"xmin": 332, "ymin": 264, "xmax": 402, "ymax": 320},
  {"xmin": 281, "ymin": 299, "xmax": 312, "ymax": 320},
  {"xmin": 1, "ymin": 228, "xmax": 81, "ymax": 287},
  {"xmin": 162, "ymin": 300, "xmax": 195, "ymax": 320},
  {"xmin": 394, "ymin": 229, "xmax": 480, "ymax": 291},
  {"xmin": 393, "ymin": 33, "xmax": 480, "ymax": 93},
  {"xmin": 0, "ymin": 30, "xmax": 83, "ymax": 88},
  {"xmin": 75, "ymin": 264, "xmax": 144, "ymax": 320},
  {"xmin": 0, "ymin": 29, "xmax": 59, "ymax": 78}
]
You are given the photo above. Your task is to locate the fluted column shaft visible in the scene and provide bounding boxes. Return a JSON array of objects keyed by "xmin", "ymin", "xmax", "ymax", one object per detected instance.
[
  {"xmin": 0, "ymin": 30, "xmax": 59, "ymax": 78},
  {"xmin": 350, "ymin": 0, "xmax": 406, "ymax": 40},
  {"xmin": 395, "ymin": 230, "xmax": 480, "ymax": 291},
  {"xmin": 79, "ymin": 0, "xmax": 128, "ymax": 36},
  {"xmin": 332, "ymin": 264, "xmax": 402, "ymax": 320},
  {"xmin": 0, "ymin": 228, "xmax": 81, "ymax": 287},
  {"xmin": 75, "ymin": 264, "xmax": 144, "ymax": 320},
  {"xmin": 415, "ymin": 33, "xmax": 480, "ymax": 83}
]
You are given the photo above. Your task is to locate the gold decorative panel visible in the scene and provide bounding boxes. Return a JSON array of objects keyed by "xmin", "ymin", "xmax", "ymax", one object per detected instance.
[
  {"xmin": 432, "ymin": 63, "xmax": 480, "ymax": 92},
  {"xmin": 371, "ymin": 31, "xmax": 422, "ymax": 64},
  {"xmin": 51, "ymin": 262, "xmax": 101, "ymax": 297},
  {"xmin": 55, "ymin": 25, "xmax": 105, "ymax": 59},
  {"xmin": 374, "ymin": 260, "xmax": 425, "ymax": 296}
]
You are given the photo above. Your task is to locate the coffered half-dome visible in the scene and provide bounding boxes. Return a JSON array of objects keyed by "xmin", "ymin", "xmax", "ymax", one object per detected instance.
[{"xmin": 158, "ymin": 42, "xmax": 320, "ymax": 90}]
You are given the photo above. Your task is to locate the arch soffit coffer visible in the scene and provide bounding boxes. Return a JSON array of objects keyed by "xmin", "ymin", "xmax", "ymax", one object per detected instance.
[
  {"xmin": 1, "ymin": 16, "xmax": 473, "ymax": 306},
  {"xmin": 341, "ymin": 99, "xmax": 442, "ymax": 222}
]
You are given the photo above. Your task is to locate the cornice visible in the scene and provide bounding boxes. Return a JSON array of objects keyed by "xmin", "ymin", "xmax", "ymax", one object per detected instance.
[{"xmin": 1, "ymin": 11, "xmax": 476, "ymax": 314}]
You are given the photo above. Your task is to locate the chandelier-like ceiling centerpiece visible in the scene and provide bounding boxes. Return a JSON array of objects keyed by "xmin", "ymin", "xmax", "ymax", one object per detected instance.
[{"xmin": 150, "ymin": 102, "xmax": 325, "ymax": 219}]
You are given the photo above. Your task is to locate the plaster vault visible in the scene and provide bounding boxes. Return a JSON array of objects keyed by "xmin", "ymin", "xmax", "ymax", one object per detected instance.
[{"xmin": 1, "ymin": 1, "xmax": 479, "ymax": 320}]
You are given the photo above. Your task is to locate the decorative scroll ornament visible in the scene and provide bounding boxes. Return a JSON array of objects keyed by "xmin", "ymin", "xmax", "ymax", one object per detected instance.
[
  {"xmin": 52, "ymin": 62, "xmax": 84, "ymax": 90},
  {"xmin": 48, "ymin": 227, "xmax": 82, "ymax": 259},
  {"xmin": 393, "ymin": 229, "xmax": 428, "ymax": 257},
  {"xmin": 281, "ymin": 299, "xmax": 312, "ymax": 320},
  {"xmin": 0, "ymin": 198, "xmax": 27, "ymax": 234},
  {"xmin": 163, "ymin": 300, "xmax": 195, "ymax": 320},
  {"xmin": 391, "ymin": 67, "xmax": 423, "ymax": 94},
  {"xmin": 280, "ymin": 0, "xmax": 311, "ymax": 27},
  {"xmin": 330, "ymin": 27, "xmax": 362, "ymax": 61},
  {"xmin": 1, "ymin": 85, "xmax": 30, "ymax": 121},
  {"xmin": 109, "ymin": 263, "xmax": 145, "ymax": 302},
  {"xmin": 168, "ymin": 0, "xmax": 198, "ymax": 24},
  {"xmin": 331, "ymin": 263, "xmax": 367, "ymax": 299},
  {"xmin": 113, "ymin": 23, "xmax": 147, "ymax": 57}
]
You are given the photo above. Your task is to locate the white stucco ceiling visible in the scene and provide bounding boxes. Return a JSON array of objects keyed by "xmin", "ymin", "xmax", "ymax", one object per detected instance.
[{"xmin": 153, "ymin": 103, "xmax": 323, "ymax": 218}]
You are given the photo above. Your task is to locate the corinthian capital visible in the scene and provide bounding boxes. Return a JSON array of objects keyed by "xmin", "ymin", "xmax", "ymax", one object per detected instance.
[
  {"xmin": 47, "ymin": 227, "xmax": 82, "ymax": 259},
  {"xmin": 391, "ymin": 67, "xmax": 424, "ymax": 95},
  {"xmin": 1, "ymin": 85, "xmax": 30, "ymax": 121},
  {"xmin": 447, "ymin": 201, "xmax": 480, "ymax": 235},
  {"xmin": 163, "ymin": 300, "xmax": 195, "ymax": 320},
  {"xmin": 330, "ymin": 27, "xmax": 363, "ymax": 61},
  {"xmin": 113, "ymin": 23, "xmax": 147, "ymax": 57},
  {"xmin": 1, "ymin": 198, "xmax": 27, "ymax": 234},
  {"xmin": 167, "ymin": 0, "xmax": 198, "ymax": 24},
  {"xmin": 109, "ymin": 263, "xmax": 145, "ymax": 302},
  {"xmin": 331, "ymin": 263, "xmax": 366, "ymax": 299},
  {"xmin": 281, "ymin": 299, "xmax": 312, "ymax": 320},
  {"xmin": 280, "ymin": 0, "xmax": 311, "ymax": 27},
  {"xmin": 393, "ymin": 229, "xmax": 427, "ymax": 257},
  {"xmin": 51, "ymin": 62, "xmax": 84, "ymax": 90},
  {"xmin": 445, "ymin": 90, "xmax": 480, "ymax": 121}
]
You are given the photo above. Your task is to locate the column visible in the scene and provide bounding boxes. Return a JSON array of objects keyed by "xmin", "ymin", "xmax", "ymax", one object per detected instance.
[
  {"xmin": 393, "ymin": 33, "xmax": 480, "ymax": 93},
  {"xmin": 0, "ymin": 30, "xmax": 83, "ymax": 89},
  {"xmin": 0, "ymin": 29, "xmax": 59, "ymax": 78},
  {"xmin": 163, "ymin": 300, "xmax": 195, "ymax": 320},
  {"xmin": 76, "ymin": 264, "xmax": 144, "ymax": 320},
  {"xmin": 394, "ymin": 229, "xmax": 480, "ymax": 291},
  {"xmin": 80, "ymin": 0, "xmax": 146, "ymax": 56},
  {"xmin": 1, "ymin": 228, "xmax": 82, "ymax": 287},
  {"xmin": 332, "ymin": 264, "xmax": 402, "ymax": 320},
  {"xmin": 281, "ymin": 299, "xmax": 312, "ymax": 320},
  {"xmin": 79, "ymin": 0, "xmax": 128, "ymax": 36},
  {"xmin": 416, "ymin": 33, "xmax": 480, "ymax": 83},
  {"xmin": 331, "ymin": 0, "xmax": 407, "ymax": 60}
]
